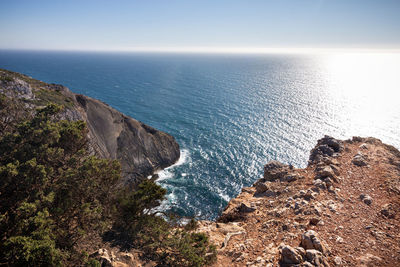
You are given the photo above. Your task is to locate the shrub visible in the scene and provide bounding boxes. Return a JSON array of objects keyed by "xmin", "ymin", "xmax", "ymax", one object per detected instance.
[
  {"xmin": 0, "ymin": 103, "xmax": 121, "ymax": 265},
  {"xmin": 0, "ymin": 99, "xmax": 216, "ymax": 266}
]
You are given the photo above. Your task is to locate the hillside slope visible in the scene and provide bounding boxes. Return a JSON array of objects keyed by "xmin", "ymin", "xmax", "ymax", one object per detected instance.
[
  {"xmin": 0, "ymin": 68, "xmax": 180, "ymax": 183},
  {"xmin": 199, "ymin": 136, "xmax": 400, "ymax": 266}
]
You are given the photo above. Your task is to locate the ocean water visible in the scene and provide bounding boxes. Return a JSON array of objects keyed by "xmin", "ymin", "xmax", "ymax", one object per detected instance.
[{"xmin": 1, "ymin": 51, "xmax": 399, "ymax": 220}]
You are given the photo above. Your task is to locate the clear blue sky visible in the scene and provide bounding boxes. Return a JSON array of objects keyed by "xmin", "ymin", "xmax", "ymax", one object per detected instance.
[{"xmin": 1, "ymin": 0, "xmax": 399, "ymax": 51}]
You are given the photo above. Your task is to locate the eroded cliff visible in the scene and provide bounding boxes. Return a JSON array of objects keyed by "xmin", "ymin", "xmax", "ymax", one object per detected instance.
[{"xmin": 0, "ymin": 68, "xmax": 180, "ymax": 183}]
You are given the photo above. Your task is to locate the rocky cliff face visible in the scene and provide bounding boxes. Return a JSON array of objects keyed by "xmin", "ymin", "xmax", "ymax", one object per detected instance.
[
  {"xmin": 199, "ymin": 136, "xmax": 400, "ymax": 267},
  {"xmin": 0, "ymin": 68, "xmax": 180, "ymax": 183}
]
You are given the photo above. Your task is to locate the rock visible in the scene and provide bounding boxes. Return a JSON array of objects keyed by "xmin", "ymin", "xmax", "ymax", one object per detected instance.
[
  {"xmin": 0, "ymin": 76, "xmax": 35, "ymax": 100},
  {"xmin": 254, "ymin": 181, "xmax": 270, "ymax": 194},
  {"xmin": 315, "ymin": 165, "xmax": 336, "ymax": 180},
  {"xmin": 90, "ymin": 248, "xmax": 113, "ymax": 267},
  {"xmin": 360, "ymin": 194, "xmax": 373, "ymax": 205},
  {"xmin": 237, "ymin": 203, "xmax": 256, "ymax": 213},
  {"xmin": 306, "ymin": 249, "xmax": 328, "ymax": 267},
  {"xmin": 327, "ymin": 200, "xmax": 337, "ymax": 212},
  {"xmin": 253, "ymin": 181, "xmax": 275, "ymax": 196},
  {"xmin": 352, "ymin": 153, "xmax": 368, "ymax": 167},
  {"xmin": 380, "ymin": 203, "xmax": 395, "ymax": 218},
  {"xmin": 334, "ymin": 256, "xmax": 342, "ymax": 266},
  {"xmin": 0, "ymin": 69, "xmax": 181, "ymax": 184},
  {"xmin": 309, "ymin": 217, "xmax": 320, "ymax": 225},
  {"xmin": 280, "ymin": 245, "xmax": 304, "ymax": 264},
  {"xmin": 309, "ymin": 136, "xmax": 343, "ymax": 164},
  {"xmin": 301, "ymin": 230, "xmax": 328, "ymax": 253},
  {"xmin": 352, "ymin": 136, "xmax": 363, "ymax": 142},
  {"xmin": 76, "ymin": 94, "xmax": 180, "ymax": 182},
  {"xmin": 281, "ymin": 173, "xmax": 304, "ymax": 182},
  {"xmin": 119, "ymin": 252, "xmax": 135, "ymax": 263},
  {"xmin": 313, "ymin": 179, "xmax": 327, "ymax": 191},
  {"xmin": 359, "ymin": 143, "xmax": 369, "ymax": 149},
  {"xmin": 263, "ymin": 160, "xmax": 290, "ymax": 181},
  {"xmin": 324, "ymin": 178, "xmax": 334, "ymax": 187},
  {"xmin": 329, "ymin": 164, "xmax": 340, "ymax": 175},
  {"xmin": 336, "ymin": 236, "xmax": 344, "ymax": 243}
]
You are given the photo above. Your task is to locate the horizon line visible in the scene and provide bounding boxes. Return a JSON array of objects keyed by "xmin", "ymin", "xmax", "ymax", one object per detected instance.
[{"xmin": 1, "ymin": 46, "xmax": 400, "ymax": 54}]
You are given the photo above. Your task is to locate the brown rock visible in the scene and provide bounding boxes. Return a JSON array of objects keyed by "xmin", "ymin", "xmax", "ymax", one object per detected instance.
[
  {"xmin": 301, "ymin": 230, "xmax": 328, "ymax": 254},
  {"xmin": 280, "ymin": 245, "xmax": 304, "ymax": 264}
]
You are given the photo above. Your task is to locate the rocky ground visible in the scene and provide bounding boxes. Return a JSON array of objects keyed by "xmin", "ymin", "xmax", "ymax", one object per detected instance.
[{"xmin": 198, "ymin": 136, "xmax": 400, "ymax": 267}]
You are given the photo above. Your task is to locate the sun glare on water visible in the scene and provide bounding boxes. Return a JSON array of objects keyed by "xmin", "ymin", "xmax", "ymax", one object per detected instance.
[{"xmin": 318, "ymin": 52, "xmax": 400, "ymax": 142}]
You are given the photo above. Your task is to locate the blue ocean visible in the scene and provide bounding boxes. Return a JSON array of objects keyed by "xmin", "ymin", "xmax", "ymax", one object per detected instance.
[{"xmin": 1, "ymin": 50, "xmax": 399, "ymax": 219}]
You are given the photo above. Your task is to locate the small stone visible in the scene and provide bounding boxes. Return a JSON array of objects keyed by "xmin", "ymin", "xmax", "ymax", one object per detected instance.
[
  {"xmin": 360, "ymin": 194, "xmax": 372, "ymax": 205},
  {"xmin": 313, "ymin": 179, "xmax": 327, "ymax": 190},
  {"xmin": 336, "ymin": 236, "xmax": 344, "ymax": 243},
  {"xmin": 309, "ymin": 217, "xmax": 320, "ymax": 225},
  {"xmin": 352, "ymin": 153, "xmax": 368, "ymax": 166},
  {"xmin": 330, "ymin": 164, "xmax": 341, "ymax": 175},
  {"xmin": 238, "ymin": 203, "xmax": 256, "ymax": 213},
  {"xmin": 334, "ymin": 256, "xmax": 342, "ymax": 266},
  {"xmin": 380, "ymin": 203, "xmax": 395, "ymax": 218},
  {"xmin": 327, "ymin": 201, "xmax": 337, "ymax": 212},
  {"xmin": 301, "ymin": 230, "xmax": 328, "ymax": 253},
  {"xmin": 359, "ymin": 143, "xmax": 369, "ymax": 149}
]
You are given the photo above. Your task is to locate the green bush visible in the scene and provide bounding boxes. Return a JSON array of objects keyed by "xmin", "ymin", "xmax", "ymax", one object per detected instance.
[
  {"xmin": 116, "ymin": 181, "xmax": 216, "ymax": 267},
  {"xmin": 0, "ymin": 100, "xmax": 216, "ymax": 266},
  {"xmin": 0, "ymin": 103, "xmax": 121, "ymax": 265}
]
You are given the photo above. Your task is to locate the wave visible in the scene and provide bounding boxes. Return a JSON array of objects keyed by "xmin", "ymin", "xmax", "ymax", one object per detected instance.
[{"xmin": 156, "ymin": 149, "xmax": 190, "ymax": 181}]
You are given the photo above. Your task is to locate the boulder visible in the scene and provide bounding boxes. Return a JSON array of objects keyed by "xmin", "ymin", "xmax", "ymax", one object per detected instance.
[
  {"xmin": 280, "ymin": 245, "xmax": 304, "ymax": 264},
  {"xmin": 352, "ymin": 153, "xmax": 368, "ymax": 167},
  {"xmin": 309, "ymin": 136, "xmax": 343, "ymax": 164},
  {"xmin": 315, "ymin": 166, "xmax": 336, "ymax": 180},
  {"xmin": 301, "ymin": 230, "xmax": 328, "ymax": 254},
  {"xmin": 263, "ymin": 160, "xmax": 290, "ymax": 181},
  {"xmin": 237, "ymin": 203, "xmax": 256, "ymax": 213},
  {"xmin": 254, "ymin": 181, "xmax": 272, "ymax": 195}
]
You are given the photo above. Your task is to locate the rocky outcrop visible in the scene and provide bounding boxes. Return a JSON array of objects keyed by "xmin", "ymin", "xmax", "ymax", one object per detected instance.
[
  {"xmin": 0, "ymin": 68, "xmax": 180, "ymax": 183},
  {"xmin": 199, "ymin": 136, "xmax": 400, "ymax": 266},
  {"xmin": 72, "ymin": 93, "xmax": 180, "ymax": 182}
]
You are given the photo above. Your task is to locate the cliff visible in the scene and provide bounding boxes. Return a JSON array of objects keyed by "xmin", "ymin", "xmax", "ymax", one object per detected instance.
[
  {"xmin": 198, "ymin": 136, "xmax": 400, "ymax": 266},
  {"xmin": 0, "ymin": 68, "xmax": 180, "ymax": 183}
]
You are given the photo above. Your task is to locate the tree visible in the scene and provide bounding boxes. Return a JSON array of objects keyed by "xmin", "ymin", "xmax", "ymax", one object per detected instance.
[{"xmin": 0, "ymin": 103, "xmax": 121, "ymax": 265}]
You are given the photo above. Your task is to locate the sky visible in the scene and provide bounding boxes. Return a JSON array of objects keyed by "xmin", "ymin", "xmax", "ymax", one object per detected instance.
[{"xmin": 0, "ymin": 0, "xmax": 400, "ymax": 52}]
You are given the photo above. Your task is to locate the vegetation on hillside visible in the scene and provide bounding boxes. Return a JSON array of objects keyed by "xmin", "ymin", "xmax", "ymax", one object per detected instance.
[{"xmin": 0, "ymin": 95, "xmax": 215, "ymax": 266}]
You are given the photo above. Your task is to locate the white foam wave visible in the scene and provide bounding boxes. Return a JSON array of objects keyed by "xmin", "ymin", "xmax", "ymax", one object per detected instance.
[
  {"xmin": 216, "ymin": 188, "xmax": 231, "ymax": 202},
  {"xmin": 156, "ymin": 149, "xmax": 190, "ymax": 181}
]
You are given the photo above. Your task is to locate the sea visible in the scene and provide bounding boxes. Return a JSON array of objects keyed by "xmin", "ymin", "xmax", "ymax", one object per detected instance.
[{"xmin": 1, "ymin": 50, "xmax": 399, "ymax": 220}]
